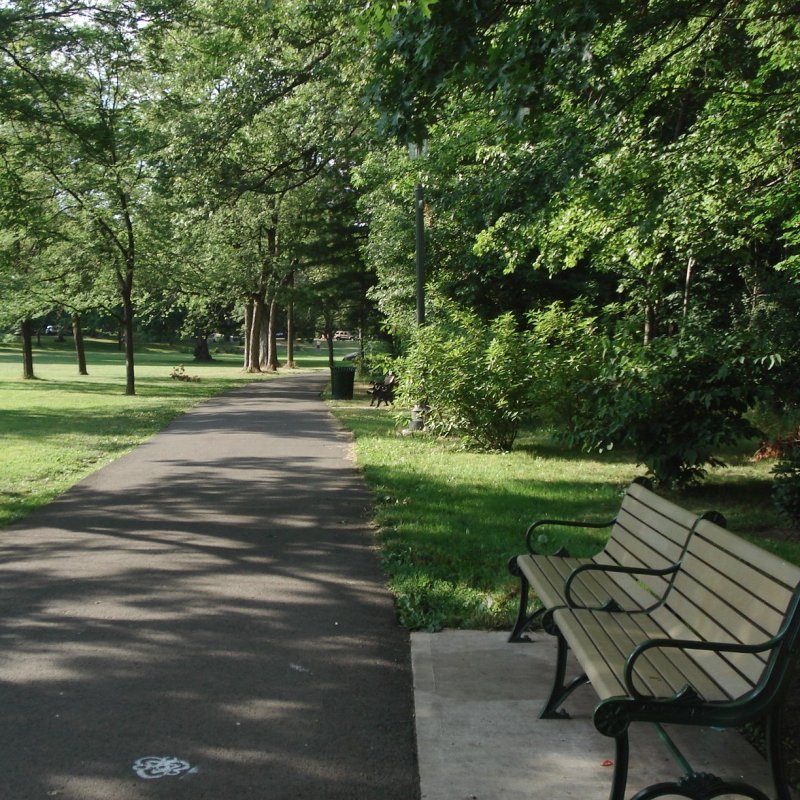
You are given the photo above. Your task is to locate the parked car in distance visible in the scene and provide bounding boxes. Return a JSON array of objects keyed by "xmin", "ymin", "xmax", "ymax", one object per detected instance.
[
  {"xmin": 333, "ymin": 330, "xmax": 355, "ymax": 340},
  {"xmin": 44, "ymin": 325, "xmax": 59, "ymax": 335}
]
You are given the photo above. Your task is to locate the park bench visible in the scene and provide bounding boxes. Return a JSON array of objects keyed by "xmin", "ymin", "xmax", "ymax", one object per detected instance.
[
  {"xmin": 367, "ymin": 372, "xmax": 397, "ymax": 407},
  {"xmin": 539, "ymin": 515, "xmax": 800, "ymax": 800},
  {"xmin": 508, "ymin": 478, "xmax": 722, "ymax": 642}
]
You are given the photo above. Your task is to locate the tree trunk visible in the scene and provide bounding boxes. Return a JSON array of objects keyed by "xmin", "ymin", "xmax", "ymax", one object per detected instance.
[
  {"xmin": 246, "ymin": 296, "xmax": 264, "ymax": 372},
  {"xmin": 193, "ymin": 337, "xmax": 213, "ymax": 361},
  {"xmin": 683, "ymin": 256, "xmax": 695, "ymax": 321},
  {"xmin": 644, "ymin": 303, "xmax": 656, "ymax": 345},
  {"xmin": 286, "ymin": 301, "xmax": 295, "ymax": 369},
  {"xmin": 243, "ymin": 300, "xmax": 253, "ymax": 370},
  {"xmin": 122, "ymin": 286, "xmax": 135, "ymax": 396},
  {"xmin": 21, "ymin": 318, "xmax": 35, "ymax": 379},
  {"xmin": 286, "ymin": 266, "xmax": 296, "ymax": 368},
  {"xmin": 259, "ymin": 311, "xmax": 269, "ymax": 370},
  {"xmin": 72, "ymin": 313, "xmax": 88, "ymax": 375},
  {"xmin": 324, "ymin": 313, "xmax": 335, "ymax": 369},
  {"xmin": 326, "ymin": 333, "xmax": 334, "ymax": 369},
  {"xmin": 264, "ymin": 296, "xmax": 280, "ymax": 371},
  {"xmin": 262, "ymin": 202, "xmax": 281, "ymax": 372}
]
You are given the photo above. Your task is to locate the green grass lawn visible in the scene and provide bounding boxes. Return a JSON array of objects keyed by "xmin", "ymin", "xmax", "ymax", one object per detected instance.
[
  {"xmin": 4, "ymin": 338, "xmax": 798, "ymax": 634},
  {"xmin": 331, "ymin": 387, "xmax": 800, "ymax": 631},
  {"xmin": 0, "ymin": 336, "xmax": 346, "ymax": 528}
]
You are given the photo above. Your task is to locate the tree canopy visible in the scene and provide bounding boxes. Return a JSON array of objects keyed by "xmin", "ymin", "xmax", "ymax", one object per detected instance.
[{"xmin": 1, "ymin": 0, "xmax": 799, "ymax": 485}]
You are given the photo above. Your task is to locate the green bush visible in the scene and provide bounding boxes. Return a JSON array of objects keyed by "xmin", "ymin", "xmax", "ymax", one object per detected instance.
[
  {"xmin": 772, "ymin": 435, "xmax": 800, "ymax": 525},
  {"xmin": 527, "ymin": 302, "xmax": 604, "ymax": 431},
  {"xmin": 567, "ymin": 328, "xmax": 766, "ymax": 488},
  {"xmin": 398, "ymin": 299, "xmax": 535, "ymax": 450}
]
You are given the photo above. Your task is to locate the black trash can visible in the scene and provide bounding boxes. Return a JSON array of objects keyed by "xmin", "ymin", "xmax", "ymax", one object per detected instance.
[{"xmin": 330, "ymin": 365, "xmax": 356, "ymax": 400}]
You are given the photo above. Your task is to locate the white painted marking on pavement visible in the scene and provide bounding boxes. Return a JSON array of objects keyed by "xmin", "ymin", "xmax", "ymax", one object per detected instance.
[{"xmin": 132, "ymin": 756, "xmax": 193, "ymax": 779}]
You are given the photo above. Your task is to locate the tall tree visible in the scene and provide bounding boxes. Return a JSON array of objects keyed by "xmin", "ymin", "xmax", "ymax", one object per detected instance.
[
  {"xmin": 1, "ymin": 1, "xmax": 186, "ymax": 394},
  {"xmin": 160, "ymin": 0, "xmax": 374, "ymax": 364}
]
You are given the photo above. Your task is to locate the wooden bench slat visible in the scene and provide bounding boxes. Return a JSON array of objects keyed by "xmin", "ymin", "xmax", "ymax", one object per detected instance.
[
  {"xmin": 518, "ymin": 556, "xmax": 590, "ymax": 608},
  {"xmin": 593, "ymin": 571, "xmax": 664, "ymax": 608},
  {"xmin": 681, "ymin": 531, "xmax": 797, "ymax": 614},
  {"xmin": 605, "ymin": 517, "xmax": 682, "ymax": 569},
  {"xmin": 518, "ymin": 554, "xmax": 657, "ymax": 611},
  {"xmin": 691, "ymin": 529, "xmax": 800, "ymax": 598},
  {"xmin": 555, "ymin": 609, "xmax": 731, "ymax": 702},
  {"xmin": 667, "ymin": 572, "xmax": 785, "ymax": 649},
  {"xmin": 555, "ymin": 610, "xmax": 629, "ymax": 698},
  {"xmin": 615, "ymin": 495, "xmax": 697, "ymax": 548},
  {"xmin": 650, "ymin": 601, "xmax": 768, "ymax": 688},
  {"xmin": 645, "ymin": 605, "xmax": 762, "ymax": 697},
  {"xmin": 524, "ymin": 489, "xmax": 800, "ymax": 800},
  {"xmin": 606, "ymin": 504, "xmax": 695, "ymax": 565},
  {"xmin": 694, "ymin": 518, "xmax": 800, "ymax": 589},
  {"xmin": 604, "ymin": 611, "xmax": 739, "ymax": 700}
]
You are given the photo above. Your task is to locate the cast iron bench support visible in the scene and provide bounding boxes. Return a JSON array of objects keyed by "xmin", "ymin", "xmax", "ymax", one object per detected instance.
[
  {"xmin": 508, "ymin": 478, "xmax": 723, "ymax": 643},
  {"xmin": 539, "ymin": 515, "xmax": 800, "ymax": 800},
  {"xmin": 367, "ymin": 374, "xmax": 397, "ymax": 407}
]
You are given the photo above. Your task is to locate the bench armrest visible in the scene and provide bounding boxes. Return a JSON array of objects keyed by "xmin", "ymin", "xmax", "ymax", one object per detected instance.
[
  {"xmin": 564, "ymin": 562, "xmax": 680, "ymax": 610},
  {"xmin": 525, "ymin": 518, "xmax": 614, "ymax": 556},
  {"xmin": 623, "ymin": 634, "xmax": 784, "ymax": 700}
]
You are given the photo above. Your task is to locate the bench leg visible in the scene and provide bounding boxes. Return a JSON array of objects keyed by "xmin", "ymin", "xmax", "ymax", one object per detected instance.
[
  {"xmin": 509, "ymin": 605, "xmax": 545, "ymax": 643},
  {"xmin": 616, "ymin": 722, "xmax": 773, "ymax": 800},
  {"xmin": 767, "ymin": 706, "xmax": 793, "ymax": 800},
  {"xmin": 630, "ymin": 776, "xmax": 770, "ymax": 800},
  {"xmin": 608, "ymin": 733, "xmax": 630, "ymax": 800},
  {"xmin": 539, "ymin": 629, "xmax": 589, "ymax": 719},
  {"xmin": 507, "ymin": 557, "xmax": 544, "ymax": 642}
]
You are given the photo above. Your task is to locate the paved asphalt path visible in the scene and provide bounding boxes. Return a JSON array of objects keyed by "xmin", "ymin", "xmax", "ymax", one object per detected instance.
[{"xmin": 0, "ymin": 372, "xmax": 419, "ymax": 800}]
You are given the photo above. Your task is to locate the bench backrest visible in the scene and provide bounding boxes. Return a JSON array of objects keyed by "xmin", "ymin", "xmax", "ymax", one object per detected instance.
[
  {"xmin": 657, "ymin": 517, "xmax": 800, "ymax": 700},
  {"xmin": 594, "ymin": 480, "xmax": 700, "ymax": 600}
]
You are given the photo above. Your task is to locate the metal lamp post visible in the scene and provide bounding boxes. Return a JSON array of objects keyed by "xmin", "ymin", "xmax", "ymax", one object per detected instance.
[
  {"xmin": 409, "ymin": 140, "xmax": 428, "ymax": 327},
  {"xmin": 408, "ymin": 141, "xmax": 428, "ymax": 431},
  {"xmin": 415, "ymin": 182, "xmax": 425, "ymax": 326}
]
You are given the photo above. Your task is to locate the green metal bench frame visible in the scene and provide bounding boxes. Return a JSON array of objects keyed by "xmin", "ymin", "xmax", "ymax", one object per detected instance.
[
  {"xmin": 538, "ymin": 516, "xmax": 800, "ymax": 800},
  {"xmin": 508, "ymin": 478, "xmax": 724, "ymax": 643}
]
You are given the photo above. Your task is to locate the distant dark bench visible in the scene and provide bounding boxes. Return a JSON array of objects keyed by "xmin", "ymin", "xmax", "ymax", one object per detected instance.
[
  {"xmin": 539, "ymin": 515, "xmax": 800, "ymax": 800},
  {"xmin": 508, "ymin": 478, "xmax": 721, "ymax": 642},
  {"xmin": 367, "ymin": 373, "xmax": 397, "ymax": 407}
]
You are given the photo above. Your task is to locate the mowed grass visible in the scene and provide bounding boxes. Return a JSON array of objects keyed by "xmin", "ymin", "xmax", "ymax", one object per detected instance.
[
  {"xmin": 4, "ymin": 337, "xmax": 798, "ymax": 633},
  {"xmin": 332, "ymin": 390, "xmax": 800, "ymax": 630},
  {"xmin": 0, "ymin": 337, "xmax": 336, "ymax": 528}
]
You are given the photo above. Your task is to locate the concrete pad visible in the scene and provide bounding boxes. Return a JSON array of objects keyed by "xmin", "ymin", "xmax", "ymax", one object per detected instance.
[{"xmin": 412, "ymin": 630, "xmax": 791, "ymax": 800}]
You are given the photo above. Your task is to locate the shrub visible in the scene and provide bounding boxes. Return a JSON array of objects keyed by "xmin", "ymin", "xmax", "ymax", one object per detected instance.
[
  {"xmin": 772, "ymin": 433, "xmax": 800, "ymax": 526},
  {"xmin": 527, "ymin": 302, "xmax": 605, "ymax": 431},
  {"xmin": 567, "ymin": 328, "xmax": 766, "ymax": 488},
  {"xmin": 398, "ymin": 299, "xmax": 535, "ymax": 450}
]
